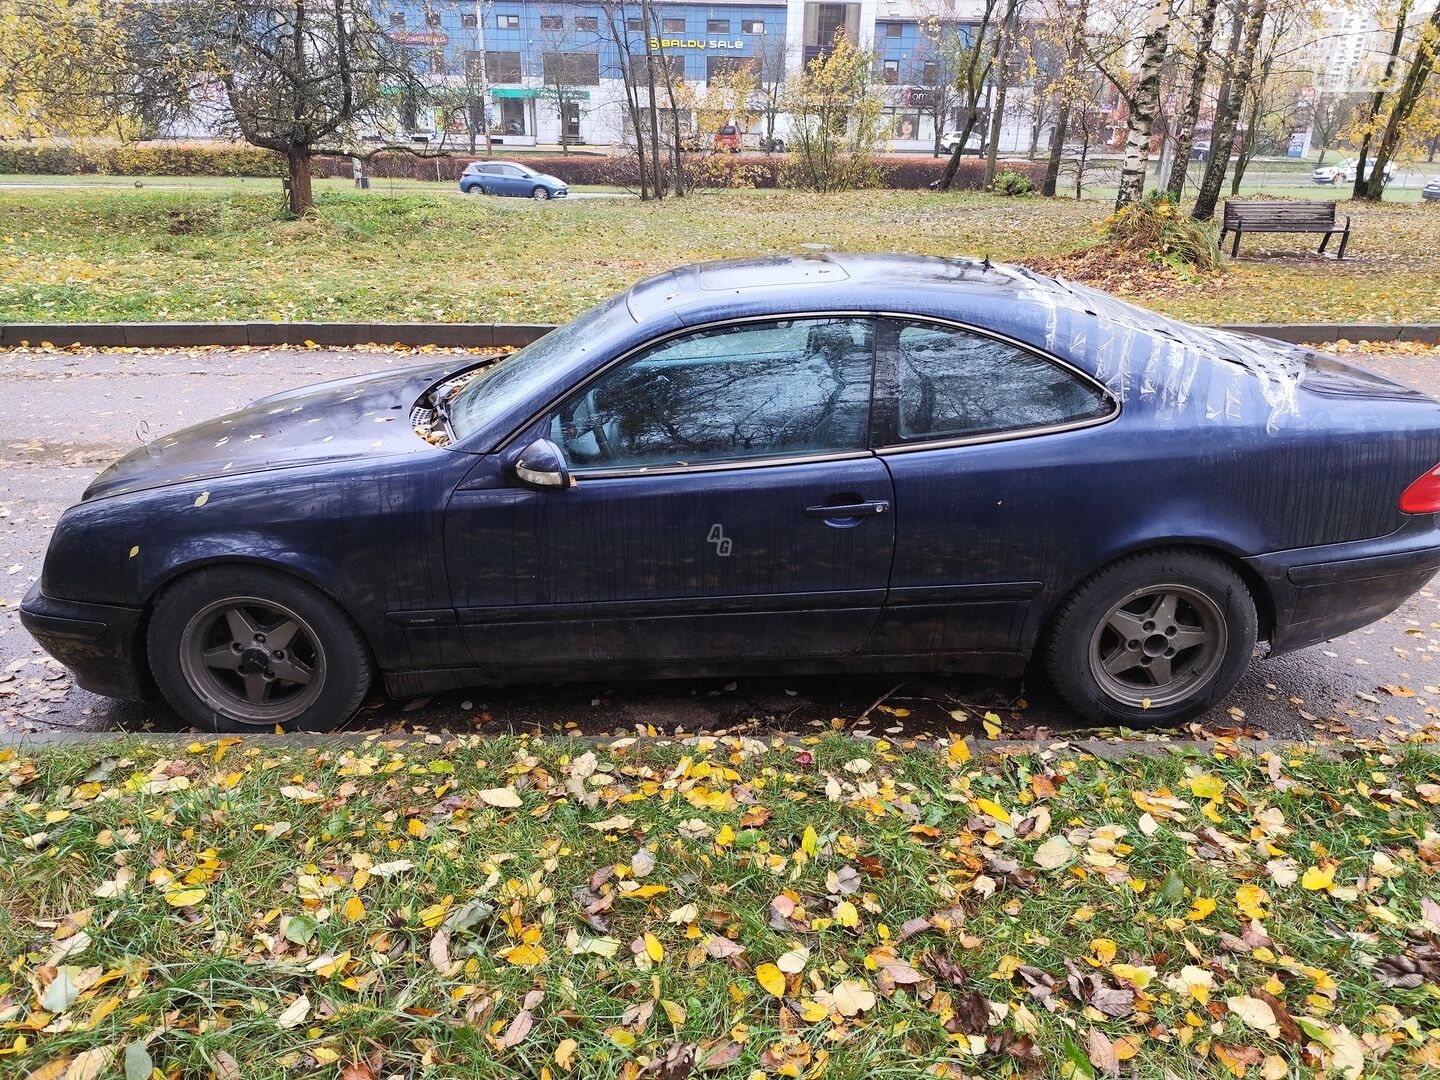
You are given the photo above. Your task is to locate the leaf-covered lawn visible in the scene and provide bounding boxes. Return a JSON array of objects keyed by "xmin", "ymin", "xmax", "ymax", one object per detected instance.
[
  {"xmin": 2, "ymin": 735, "xmax": 1439, "ymax": 1079},
  {"xmin": 2, "ymin": 188, "xmax": 1438, "ymax": 327}
]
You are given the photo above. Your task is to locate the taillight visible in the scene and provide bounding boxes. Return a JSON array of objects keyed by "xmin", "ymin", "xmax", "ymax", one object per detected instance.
[{"xmin": 1400, "ymin": 463, "xmax": 1440, "ymax": 513}]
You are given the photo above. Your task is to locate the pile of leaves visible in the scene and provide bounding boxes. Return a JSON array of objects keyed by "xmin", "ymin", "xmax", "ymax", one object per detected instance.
[
  {"xmin": 1030, "ymin": 192, "xmax": 1224, "ymax": 294},
  {"xmin": 1, "ymin": 734, "xmax": 1438, "ymax": 1079}
]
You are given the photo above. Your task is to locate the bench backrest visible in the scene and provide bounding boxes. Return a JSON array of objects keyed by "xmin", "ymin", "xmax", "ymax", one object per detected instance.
[{"xmin": 1223, "ymin": 200, "xmax": 1338, "ymax": 229}]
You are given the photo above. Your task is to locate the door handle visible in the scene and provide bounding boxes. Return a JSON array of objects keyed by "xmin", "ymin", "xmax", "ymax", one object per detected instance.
[{"xmin": 804, "ymin": 500, "xmax": 890, "ymax": 520}]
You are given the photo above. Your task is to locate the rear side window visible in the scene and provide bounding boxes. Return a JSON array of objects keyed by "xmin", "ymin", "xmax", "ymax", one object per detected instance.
[{"xmin": 886, "ymin": 319, "xmax": 1111, "ymax": 442}]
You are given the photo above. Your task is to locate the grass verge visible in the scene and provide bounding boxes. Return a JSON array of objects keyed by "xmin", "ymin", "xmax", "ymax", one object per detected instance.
[
  {"xmin": 1, "ymin": 734, "xmax": 1438, "ymax": 1079},
  {"xmin": 4, "ymin": 188, "xmax": 1440, "ymax": 328}
]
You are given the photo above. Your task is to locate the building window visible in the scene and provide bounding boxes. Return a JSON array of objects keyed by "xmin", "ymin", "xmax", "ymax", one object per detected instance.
[
  {"xmin": 540, "ymin": 15, "xmax": 564, "ymax": 30},
  {"xmin": 429, "ymin": 49, "xmax": 445, "ymax": 74},
  {"xmin": 663, "ymin": 17, "xmax": 685, "ymax": 33},
  {"xmin": 707, "ymin": 19, "xmax": 730, "ymax": 33},
  {"xmin": 485, "ymin": 50, "xmax": 523, "ymax": 83},
  {"xmin": 885, "ymin": 23, "xmax": 902, "ymax": 38},
  {"xmin": 389, "ymin": 13, "xmax": 404, "ymax": 28},
  {"xmin": 742, "ymin": 20, "xmax": 764, "ymax": 34},
  {"xmin": 425, "ymin": 11, "xmax": 441, "ymax": 28},
  {"xmin": 464, "ymin": 51, "xmax": 484, "ymax": 79},
  {"xmin": 882, "ymin": 59, "xmax": 899, "ymax": 85},
  {"xmin": 461, "ymin": 13, "xmax": 477, "ymax": 28},
  {"xmin": 626, "ymin": 18, "xmax": 642, "ymax": 31},
  {"xmin": 496, "ymin": 14, "xmax": 520, "ymax": 30},
  {"xmin": 707, "ymin": 55, "xmax": 753, "ymax": 83},
  {"xmin": 575, "ymin": 15, "xmax": 598, "ymax": 30},
  {"xmin": 922, "ymin": 60, "xmax": 938, "ymax": 85},
  {"xmin": 543, "ymin": 51, "xmax": 601, "ymax": 86}
]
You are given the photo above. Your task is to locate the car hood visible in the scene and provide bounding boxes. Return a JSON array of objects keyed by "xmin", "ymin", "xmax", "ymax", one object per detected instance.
[
  {"xmin": 539, "ymin": 173, "xmax": 566, "ymax": 187},
  {"xmin": 82, "ymin": 359, "xmax": 471, "ymax": 501}
]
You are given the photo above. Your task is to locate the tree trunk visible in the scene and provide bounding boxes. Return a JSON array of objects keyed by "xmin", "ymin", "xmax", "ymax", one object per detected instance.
[
  {"xmin": 1192, "ymin": 0, "xmax": 1266, "ymax": 222},
  {"xmin": 1165, "ymin": 0, "xmax": 1220, "ymax": 198},
  {"xmin": 984, "ymin": 0, "xmax": 1021, "ymax": 187},
  {"xmin": 1364, "ymin": 7, "xmax": 1440, "ymax": 199},
  {"xmin": 938, "ymin": 0, "xmax": 999, "ymax": 190},
  {"xmin": 1115, "ymin": 0, "xmax": 1173, "ymax": 209},
  {"xmin": 286, "ymin": 145, "xmax": 313, "ymax": 215},
  {"xmin": 1354, "ymin": 2, "xmax": 1410, "ymax": 200},
  {"xmin": 1042, "ymin": 0, "xmax": 1087, "ymax": 197},
  {"xmin": 1042, "ymin": 105, "xmax": 1069, "ymax": 196}
]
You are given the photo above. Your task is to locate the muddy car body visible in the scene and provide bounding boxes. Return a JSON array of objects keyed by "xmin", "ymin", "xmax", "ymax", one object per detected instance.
[{"xmin": 22, "ymin": 255, "xmax": 1440, "ymax": 730}]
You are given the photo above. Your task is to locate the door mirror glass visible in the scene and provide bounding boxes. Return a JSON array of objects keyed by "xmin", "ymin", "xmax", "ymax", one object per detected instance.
[
  {"xmin": 514, "ymin": 438, "xmax": 571, "ymax": 489},
  {"xmin": 548, "ymin": 317, "xmax": 875, "ymax": 472}
]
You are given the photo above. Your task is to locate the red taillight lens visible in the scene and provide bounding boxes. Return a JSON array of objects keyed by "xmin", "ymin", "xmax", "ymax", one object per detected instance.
[{"xmin": 1400, "ymin": 463, "xmax": 1440, "ymax": 513}]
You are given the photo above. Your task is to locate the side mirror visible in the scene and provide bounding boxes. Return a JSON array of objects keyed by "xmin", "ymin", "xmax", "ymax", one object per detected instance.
[{"xmin": 514, "ymin": 438, "xmax": 571, "ymax": 489}]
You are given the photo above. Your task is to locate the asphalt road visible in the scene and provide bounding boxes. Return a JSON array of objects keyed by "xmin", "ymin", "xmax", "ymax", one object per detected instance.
[{"xmin": 4, "ymin": 343, "xmax": 1440, "ymax": 743}]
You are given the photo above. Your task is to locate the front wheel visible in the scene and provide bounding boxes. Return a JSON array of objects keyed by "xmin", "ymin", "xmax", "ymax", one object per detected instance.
[
  {"xmin": 148, "ymin": 566, "xmax": 372, "ymax": 732},
  {"xmin": 531, "ymin": 186, "xmax": 551, "ymax": 201},
  {"xmin": 1042, "ymin": 550, "xmax": 1257, "ymax": 727}
]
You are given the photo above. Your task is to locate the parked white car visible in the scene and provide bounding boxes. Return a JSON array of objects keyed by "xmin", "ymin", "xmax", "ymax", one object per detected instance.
[
  {"xmin": 1423, "ymin": 175, "xmax": 1440, "ymax": 201},
  {"xmin": 939, "ymin": 130, "xmax": 984, "ymax": 155},
  {"xmin": 1312, "ymin": 158, "xmax": 1397, "ymax": 185}
]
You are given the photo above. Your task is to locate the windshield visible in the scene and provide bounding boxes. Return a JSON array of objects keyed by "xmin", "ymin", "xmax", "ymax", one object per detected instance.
[{"xmin": 447, "ymin": 292, "xmax": 634, "ymax": 442}]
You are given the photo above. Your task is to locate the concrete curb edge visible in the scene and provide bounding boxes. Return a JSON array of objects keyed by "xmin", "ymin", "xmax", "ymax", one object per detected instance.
[{"xmin": 4, "ymin": 322, "xmax": 1440, "ymax": 349}]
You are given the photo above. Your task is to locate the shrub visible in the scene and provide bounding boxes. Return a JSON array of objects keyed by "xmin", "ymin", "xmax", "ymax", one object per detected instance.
[
  {"xmin": 1101, "ymin": 190, "xmax": 1222, "ymax": 273},
  {"xmin": 0, "ymin": 139, "xmax": 1049, "ymax": 194},
  {"xmin": 993, "ymin": 169, "xmax": 1034, "ymax": 196}
]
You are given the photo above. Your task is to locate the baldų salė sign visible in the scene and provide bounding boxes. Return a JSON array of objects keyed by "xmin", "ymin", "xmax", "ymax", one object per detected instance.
[{"xmin": 648, "ymin": 37, "xmax": 747, "ymax": 50}]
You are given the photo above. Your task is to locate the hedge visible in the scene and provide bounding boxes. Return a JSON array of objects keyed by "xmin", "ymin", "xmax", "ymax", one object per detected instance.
[{"xmin": 1, "ymin": 140, "xmax": 1046, "ymax": 192}]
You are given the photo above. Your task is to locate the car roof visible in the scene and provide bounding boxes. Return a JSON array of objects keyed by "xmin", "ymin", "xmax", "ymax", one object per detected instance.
[{"xmin": 620, "ymin": 253, "xmax": 1313, "ymax": 431}]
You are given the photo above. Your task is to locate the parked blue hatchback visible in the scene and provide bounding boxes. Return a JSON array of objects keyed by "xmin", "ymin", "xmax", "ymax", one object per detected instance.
[
  {"xmin": 459, "ymin": 159, "xmax": 569, "ymax": 200},
  {"xmin": 22, "ymin": 255, "xmax": 1440, "ymax": 732}
]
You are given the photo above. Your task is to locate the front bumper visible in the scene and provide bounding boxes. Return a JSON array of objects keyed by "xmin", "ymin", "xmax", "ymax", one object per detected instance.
[
  {"xmin": 1244, "ymin": 517, "xmax": 1440, "ymax": 654},
  {"xmin": 18, "ymin": 582, "xmax": 152, "ymax": 700}
]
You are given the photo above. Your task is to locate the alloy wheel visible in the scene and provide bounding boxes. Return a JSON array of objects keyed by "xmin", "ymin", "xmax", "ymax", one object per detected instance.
[
  {"xmin": 1087, "ymin": 584, "xmax": 1227, "ymax": 708},
  {"xmin": 178, "ymin": 596, "xmax": 327, "ymax": 725}
]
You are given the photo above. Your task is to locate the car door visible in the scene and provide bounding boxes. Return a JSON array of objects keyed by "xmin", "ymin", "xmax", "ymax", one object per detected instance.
[
  {"xmin": 443, "ymin": 316, "xmax": 896, "ymax": 674},
  {"xmin": 863, "ymin": 316, "xmax": 1118, "ymax": 663}
]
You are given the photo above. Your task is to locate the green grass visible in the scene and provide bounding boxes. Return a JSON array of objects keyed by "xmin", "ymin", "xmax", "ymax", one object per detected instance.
[
  {"xmin": 2, "ymin": 185, "xmax": 1440, "ymax": 327},
  {"xmin": 2, "ymin": 735, "xmax": 1439, "ymax": 1078}
]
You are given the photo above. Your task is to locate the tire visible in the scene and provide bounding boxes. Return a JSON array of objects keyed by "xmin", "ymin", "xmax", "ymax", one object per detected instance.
[
  {"xmin": 1042, "ymin": 549, "xmax": 1257, "ymax": 727},
  {"xmin": 531, "ymin": 186, "xmax": 551, "ymax": 201},
  {"xmin": 147, "ymin": 566, "xmax": 373, "ymax": 733}
]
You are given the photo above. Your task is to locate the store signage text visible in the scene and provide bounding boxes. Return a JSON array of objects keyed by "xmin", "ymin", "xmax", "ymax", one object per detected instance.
[
  {"xmin": 388, "ymin": 31, "xmax": 449, "ymax": 46},
  {"xmin": 648, "ymin": 37, "xmax": 746, "ymax": 50}
]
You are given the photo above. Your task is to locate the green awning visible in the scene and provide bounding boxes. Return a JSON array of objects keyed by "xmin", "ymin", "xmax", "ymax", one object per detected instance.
[{"xmin": 490, "ymin": 88, "xmax": 591, "ymax": 100}]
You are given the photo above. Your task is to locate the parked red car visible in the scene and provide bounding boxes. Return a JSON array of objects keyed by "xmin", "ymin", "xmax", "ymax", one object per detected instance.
[{"xmin": 714, "ymin": 124, "xmax": 740, "ymax": 152}]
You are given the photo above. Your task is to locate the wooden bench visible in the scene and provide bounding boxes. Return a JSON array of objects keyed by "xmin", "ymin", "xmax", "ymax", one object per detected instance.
[{"xmin": 1220, "ymin": 200, "xmax": 1352, "ymax": 259}]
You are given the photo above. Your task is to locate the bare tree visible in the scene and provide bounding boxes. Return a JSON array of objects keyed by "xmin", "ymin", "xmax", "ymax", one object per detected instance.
[
  {"xmin": 1165, "ymin": 0, "xmax": 1221, "ymax": 197},
  {"xmin": 912, "ymin": 14, "xmax": 968, "ymax": 158},
  {"xmin": 116, "ymin": 0, "xmax": 443, "ymax": 215},
  {"xmin": 1361, "ymin": 4, "xmax": 1440, "ymax": 199},
  {"xmin": 1353, "ymin": 0, "xmax": 1412, "ymax": 200},
  {"xmin": 753, "ymin": 30, "xmax": 792, "ymax": 151},
  {"xmin": 1040, "ymin": 0, "xmax": 1090, "ymax": 196},
  {"xmin": 1090, "ymin": 0, "xmax": 1174, "ymax": 208},
  {"xmin": 1306, "ymin": 90, "xmax": 1363, "ymax": 165},
  {"xmin": 601, "ymin": 0, "xmax": 651, "ymax": 198},
  {"xmin": 938, "ymin": 0, "xmax": 1003, "ymax": 190},
  {"xmin": 1192, "ymin": 0, "xmax": 1268, "ymax": 221},
  {"xmin": 983, "ymin": 0, "xmax": 1023, "ymax": 186}
]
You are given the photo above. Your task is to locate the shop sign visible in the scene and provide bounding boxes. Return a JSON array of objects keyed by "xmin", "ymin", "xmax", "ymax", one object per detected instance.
[
  {"xmin": 648, "ymin": 37, "xmax": 746, "ymax": 50},
  {"xmin": 389, "ymin": 31, "xmax": 448, "ymax": 46}
]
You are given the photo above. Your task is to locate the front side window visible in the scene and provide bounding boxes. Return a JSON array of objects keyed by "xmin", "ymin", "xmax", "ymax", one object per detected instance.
[
  {"xmin": 887, "ymin": 320, "xmax": 1111, "ymax": 442},
  {"xmin": 550, "ymin": 318, "xmax": 875, "ymax": 471}
]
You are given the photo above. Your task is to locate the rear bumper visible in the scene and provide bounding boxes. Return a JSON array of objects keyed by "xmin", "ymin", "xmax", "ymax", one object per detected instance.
[
  {"xmin": 1245, "ymin": 517, "xmax": 1440, "ymax": 654},
  {"xmin": 17, "ymin": 582, "xmax": 152, "ymax": 700}
]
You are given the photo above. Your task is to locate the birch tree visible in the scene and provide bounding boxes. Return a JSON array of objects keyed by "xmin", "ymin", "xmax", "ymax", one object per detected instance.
[{"xmin": 1192, "ymin": 0, "xmax": 1268, "ymax": 221}]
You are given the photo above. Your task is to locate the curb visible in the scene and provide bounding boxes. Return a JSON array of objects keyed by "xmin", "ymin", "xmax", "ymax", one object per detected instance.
[
  {"xmin": 4, "ymin": 322, "xmax": 1440, "ymax": 350},
  {"xmin": 0, "ymin": 321, "xmax": 554, "ymax": 349}
]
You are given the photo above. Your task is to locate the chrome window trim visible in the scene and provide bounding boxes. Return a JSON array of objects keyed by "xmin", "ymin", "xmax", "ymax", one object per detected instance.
[{"xmin": 494, "ymin": 310, "xmax": 1119, "ymax": 477}]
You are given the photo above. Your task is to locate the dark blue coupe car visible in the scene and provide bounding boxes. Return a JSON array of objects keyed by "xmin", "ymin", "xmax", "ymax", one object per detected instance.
[{"xmin": 21, "ymin": 255, "xmax": 1440, "ymax": 731}]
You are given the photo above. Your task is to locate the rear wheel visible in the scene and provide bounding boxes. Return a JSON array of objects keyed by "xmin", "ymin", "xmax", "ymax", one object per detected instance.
[
  {"xmin": 148, "ymin": 566, "xmax": 372, "ymax": 732},
  {"xmin": 1042, "ymin": 550, "xmax": 1257, "ymax": 727}
]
